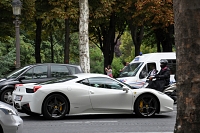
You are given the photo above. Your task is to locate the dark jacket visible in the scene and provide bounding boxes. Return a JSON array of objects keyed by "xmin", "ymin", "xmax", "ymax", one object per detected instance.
[
  {"xmin": 146, "ymin": 67, "xmax": 170, "ymax": 92},
  {"xmin": 154, "ymin": 67, "xmax": 170, "ymax": 92}
]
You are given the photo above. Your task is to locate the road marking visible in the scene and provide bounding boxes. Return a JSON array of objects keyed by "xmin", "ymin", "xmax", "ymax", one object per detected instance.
[
  {"xmin": 64, "ymin": 122, "xmax": 82, "ymax": 124},
  {"xmin": 64, "ymin": 121, "xmax": 118, "ymax": 124},
  {"xmin": 98, "ymin": 132, "xmax": 173, "ymax": 133},
  {"xmin": 85, "ymin": 121, "xmax": 118, "ymax": 123}
]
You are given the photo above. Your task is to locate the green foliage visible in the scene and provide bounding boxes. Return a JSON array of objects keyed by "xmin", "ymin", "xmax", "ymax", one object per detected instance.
[
  {"xmin": 111, "ymin": 56, "xmax": 124, "ymax": 78},
  {"xmin": 120, "ymin": 30, "xmax": 135, "ymax": 62},
  {"xmin": 20, "ymin": 35, "xmax": 35, "ymax": 66},
  {"xmin": 89, "ymin": 45, "xmax": 104, "ymax": 74},
  {"xmin": 119, "ymin": 29, "xmax": 157, "ymax": 61},
  {"xmin": 0, "ymin": 0, "xmax": 14, "ymax": 41},
  {"xmin": 0, "ymin": 0, "xmax": 175, "ymax": 77},
  {"xmin": 69, "ymin": 32, "xmax": 80, "ymax": 64},
  {"xmin": 0, "ymin": 49, "xmax": 16, "ymax": 77}
]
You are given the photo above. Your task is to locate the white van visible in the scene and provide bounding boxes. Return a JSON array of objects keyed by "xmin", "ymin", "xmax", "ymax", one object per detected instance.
[{"xmin": 117, "ymin": 52, "xmax": 176, "ymax": 88}]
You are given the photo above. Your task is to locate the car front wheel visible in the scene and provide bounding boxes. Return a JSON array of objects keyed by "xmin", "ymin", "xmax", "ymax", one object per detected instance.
[
  {"xmin": 42, "ymin": 94, "xmax": 69, "ymax": 120},
  {"xmin": 134, "ymin": 94, "xmax": 158, "ymax": 117}
]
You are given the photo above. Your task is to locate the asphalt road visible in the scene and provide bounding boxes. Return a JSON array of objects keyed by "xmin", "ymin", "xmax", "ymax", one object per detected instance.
[{"xmin": 20, "ymin": 105, "xmax": 177, "ymax": 133}]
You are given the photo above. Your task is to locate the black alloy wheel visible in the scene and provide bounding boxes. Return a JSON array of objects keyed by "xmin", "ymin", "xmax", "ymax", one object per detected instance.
[
  {"xmin": 134, "ymin": 94, "xmax": 158, "ymax": 117},
  {"xmin": 0, "ymin": 89, "xmax": 13, "ymax": 105},
  {"xmin": 42, "ymin": 94, "xmax": 68, "ymax": 120}
]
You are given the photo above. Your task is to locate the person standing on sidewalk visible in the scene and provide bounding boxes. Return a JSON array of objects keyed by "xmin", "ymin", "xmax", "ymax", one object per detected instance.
[{"xmin": 105, "ymin": 65, "xmax": 113, "ymax": 78}]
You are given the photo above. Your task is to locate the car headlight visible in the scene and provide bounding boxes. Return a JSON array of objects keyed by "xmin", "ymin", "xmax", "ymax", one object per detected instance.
[{"xmin": 0, "ymin": 108, "xmax": 18, "ymax": 116}]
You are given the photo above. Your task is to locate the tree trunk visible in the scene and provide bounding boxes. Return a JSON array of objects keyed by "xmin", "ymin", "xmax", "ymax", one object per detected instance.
[
  {"xmin": 50, "ymin": 33, "xmax": 54, "ymax": 63},
  {"xmin": 174, "ymin": 0, "xmax": 200, "ymax": 132},
  {"xmin": 155, "ymin": 28, "xmax": 162, "ymax": 52},
  {"xmin": 102, "ymin": 13, "xmax": 116, "ymax": 72},
  {"xmin": 35, "ymin": 18, "xmax": 42, "ymax": 63},
  {"xmin": 64, "ymin": 18, "xmax": 70, "ymax": 64},
  {"xmin": 79, "ymin": 0, "xmax": 90, "ymax": 73},
  {"xmin": 154, "ymin": 25, "xmax": 174, "ymax": 52},
  {"xmin": 128, "ymin": 21, "xmax": 144, "ymax": 57}
]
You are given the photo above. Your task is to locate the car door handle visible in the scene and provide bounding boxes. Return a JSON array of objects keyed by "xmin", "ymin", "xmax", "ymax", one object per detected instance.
[{"xmin": 90, "ymin": 90, "xmax": 94, "ymax": 94}]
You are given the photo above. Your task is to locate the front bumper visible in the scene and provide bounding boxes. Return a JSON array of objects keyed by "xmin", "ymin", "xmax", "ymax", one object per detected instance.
[{"xmin": 1, "ymin": 114, "xmax": 23, "ymax": 133}]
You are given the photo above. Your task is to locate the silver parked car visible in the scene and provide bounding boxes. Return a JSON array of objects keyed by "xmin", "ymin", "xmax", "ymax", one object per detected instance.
[{"xmin": 0, "ymin": 101, "xmax": 23, "ymax": 133}]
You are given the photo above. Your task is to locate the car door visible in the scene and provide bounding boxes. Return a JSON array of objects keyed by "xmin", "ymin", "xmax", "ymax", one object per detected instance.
[{"xmin": 88, "ymin": 77, "xmax": 133, "ymax": 112}]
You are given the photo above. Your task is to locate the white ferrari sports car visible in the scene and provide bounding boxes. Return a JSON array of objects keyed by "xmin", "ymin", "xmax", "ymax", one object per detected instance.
[{"xmin": 12, "ymin": 73, "xmax": 173, "ymax": 120}]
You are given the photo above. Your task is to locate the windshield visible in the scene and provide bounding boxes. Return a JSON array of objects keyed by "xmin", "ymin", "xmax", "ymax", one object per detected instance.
[
  {"xmin": 118, "ymin": 62, "xmax": 144, "ymax": 78},
  {"xmin": 6, "ymin": 66, "xmax": 30, "ymax": 79}
]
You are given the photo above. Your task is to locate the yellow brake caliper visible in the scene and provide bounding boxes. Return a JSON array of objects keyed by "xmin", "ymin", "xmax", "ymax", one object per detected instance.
[
  {"xmin": 59, "ymin": 102, "xmax": 62, "ymax": 111},
  {"xmin": 139, "ymin": 100, "xmax": 143, "ymax": 112}
]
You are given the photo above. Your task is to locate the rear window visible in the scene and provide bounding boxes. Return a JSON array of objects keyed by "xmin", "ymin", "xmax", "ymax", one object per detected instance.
[{"xmin": 68, "ymin": 66, "xmax": 82, "ymax": 74}]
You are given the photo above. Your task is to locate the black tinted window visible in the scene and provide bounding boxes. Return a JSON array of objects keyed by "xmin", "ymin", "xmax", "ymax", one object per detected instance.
[
  {"xmin": 23, "ymin": 65, "xmax": 48, "ymax": 79},
  {"xmin": 68, "ymin": 66, "xmax": 77, "ymax": 74},
  {"xmin": 77, "ymin": 79, "xmax": 90, "ymax": 86},
  {"xmin": 51, "ymin": 65, "xmax": 70, "ymax": 77},
  {"xmin": 88, "ymin": 77, "xmax": 123, "ymax": 90}
]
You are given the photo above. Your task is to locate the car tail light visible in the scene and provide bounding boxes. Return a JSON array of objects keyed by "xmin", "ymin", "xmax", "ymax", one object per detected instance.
[
  {"xmin": 33, "ymin": 86, "xmax": 42, "ymax": 92},
  {"xmin": 15, "ymin": 84, "xmax": 23, "ymax": 90}
]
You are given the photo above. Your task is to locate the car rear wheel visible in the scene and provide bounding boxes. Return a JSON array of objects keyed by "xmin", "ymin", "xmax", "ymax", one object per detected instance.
[
  {"xmin": 42, "ymin": 94, "xmax": 69, "ymax": 120},
  {"xmin": 134, "ymin": 94, "xmax": 158, "ymax": 117},
  {"xmin": 0, "ymin": 88, "xmax": 13, "ymax": 105}
]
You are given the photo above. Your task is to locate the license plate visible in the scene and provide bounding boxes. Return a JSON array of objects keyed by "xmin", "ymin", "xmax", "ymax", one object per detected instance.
[{"xmin": 14, "ymin": 95, "xmax": 23, "ymax": 101}]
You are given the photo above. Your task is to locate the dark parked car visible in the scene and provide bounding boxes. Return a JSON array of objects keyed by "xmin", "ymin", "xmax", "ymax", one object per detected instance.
[{"xmin": 0, "ymin": 63, "xmax": 83, "ymax": 104}]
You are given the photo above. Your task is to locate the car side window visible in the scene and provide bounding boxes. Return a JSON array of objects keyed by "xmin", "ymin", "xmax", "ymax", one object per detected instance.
[
  {"xmin": 23, "ymin": 65, "xmax": 48, "ymax": 79},
  {"xmin": 139, "ymin": 65, "xmax": 148, "ymax": 79},
  {"xmin": 78, "ymin": 79, "xmax": 90, "ymax": 86},
  {"xmin": 88, "ymin": 77, "xmax": 123, "ymax": 90},
  {"xmin": 68, "ymin": 66, "xmax": 76, "ymax": 74},
  {"xmin": 51, "ymin": 65, "xmax": 70, "ymax": 78}
]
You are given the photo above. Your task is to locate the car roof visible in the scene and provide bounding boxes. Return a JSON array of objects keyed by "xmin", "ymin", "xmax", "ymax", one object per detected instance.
[
  {"xmin": 35, "ymin": 73, "xmax": 110, "ymax": 85},
  {"xmin": 27, "ymin": 63, "xmax": 80, "ymax": 67},
  {"xmin": 73, "ymin": 73, "xmax": 109, "ymax": 78},
  {"xmin": 23, "ymin": 63, "xmax": 83, "ymax": 72}
]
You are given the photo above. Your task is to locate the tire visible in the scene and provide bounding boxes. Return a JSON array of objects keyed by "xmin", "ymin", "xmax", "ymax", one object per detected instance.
[
  {"xmin": 134, "ymin": 94, "xmax": 158, "ymax": 117},
  {"xmin": 0, "ymin": 89, "xmax": 13, "ymax": 105},
  {"xmin": 0, "ymin": 124, "xmax": 3, "ymax": 133},
  {"xmin": 42, "ymin": 94, "xmax": 69, "ymax": 120}
]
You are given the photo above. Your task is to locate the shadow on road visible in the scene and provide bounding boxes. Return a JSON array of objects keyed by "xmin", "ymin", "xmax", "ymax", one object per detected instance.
[{"xmin": 20, "ymin": 113, "xmax": 173, "ymax": 121}]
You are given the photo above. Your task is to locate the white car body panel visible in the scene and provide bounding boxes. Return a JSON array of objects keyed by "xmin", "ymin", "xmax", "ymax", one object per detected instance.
[
  {"xmin": 12, "ymin": 73, "xmax": 173, "ymax": 117},
  {"xmin": 89, "ymin": 86, "xmax": 133, "ymax": 113}
]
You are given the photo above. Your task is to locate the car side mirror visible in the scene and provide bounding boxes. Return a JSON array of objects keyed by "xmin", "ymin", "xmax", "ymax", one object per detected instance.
[
  {"xmin": 122, "ymin": 86, "xmax": 129, "ymax": 93},
  {"xmin": 18, "ymin": 76, "xmax": 25, "ymax": 82}
]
